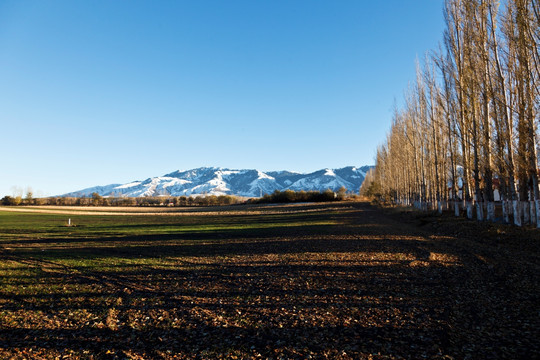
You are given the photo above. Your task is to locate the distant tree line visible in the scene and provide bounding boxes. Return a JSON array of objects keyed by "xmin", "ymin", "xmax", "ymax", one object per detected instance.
[
  {"xmin": 251, "ymin": 188, "xmax": 349, "ymax": 204},
  {"xmin": 1, "ymin": 192, "xmax": 243, "ymax": 207},
  {"xmin": 362, "ymin": 0, "xmax": 540, "ymax": 227},
  {"xmin": 1, "ymin": 190, "xmax": 35, "ymax": 205},
  {"xmin": 1, "ymin": 188, "xmax": 354, "ymax": 207}
]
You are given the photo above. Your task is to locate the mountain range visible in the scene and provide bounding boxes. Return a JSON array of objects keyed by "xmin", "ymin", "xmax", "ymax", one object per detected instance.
[{"xmin": 62, "ymin": 166, "xmax": 373, "ymax": 198}]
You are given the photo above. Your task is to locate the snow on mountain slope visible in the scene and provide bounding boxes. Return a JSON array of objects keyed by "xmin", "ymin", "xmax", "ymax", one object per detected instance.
[
  {"xmin": 63, "ymin": 184, "xmax": 123, "ymax": 198},
  {"xmin": 62, "ymin": 166, "xmax": 373, "ymax": 198},
  {"xmin": 286, "ymin": 168, "xmax": 356, "ymax": 192}
]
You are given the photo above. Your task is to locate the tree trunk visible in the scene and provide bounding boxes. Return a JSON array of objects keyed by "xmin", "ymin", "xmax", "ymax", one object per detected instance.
[
  {"xmin": 522, "ymin": 201, "xmax": 530, "ymax": 225},
  {"xmin": 467, "ymin": 201, "xmax": 474, "ymax": 219},
  {"xmin": 513, "ymin": 200, "xmax": 522, "ymax": 226},
  {"xmin": 529, "ymin": 200, "xmax": 536, "ymax": 226},
  {"xmin": 487, "ymin": 201, "xmax": 495, "ymax": 222},
  {"xmin": 502, "ymin": 199, "xmax": 510, "ymax": 224},
  {"xmin": 536, "ymin": 200, "xmax": 540, "ymax": 229}
]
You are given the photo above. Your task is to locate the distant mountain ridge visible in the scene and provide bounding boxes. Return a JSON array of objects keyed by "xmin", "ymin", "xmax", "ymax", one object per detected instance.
[{"xmin": 62, "ymin": 166, "xmax": 374, "ymax": 198}]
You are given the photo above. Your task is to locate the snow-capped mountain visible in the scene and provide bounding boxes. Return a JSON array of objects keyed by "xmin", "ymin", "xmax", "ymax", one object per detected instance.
[{"xmin": 62, "ymin": 166, "xmax": 373, "ymax": 198}]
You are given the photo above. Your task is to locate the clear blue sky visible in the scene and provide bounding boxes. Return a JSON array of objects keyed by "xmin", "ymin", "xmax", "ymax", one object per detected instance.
[{"xmin": 0, "ymin": 0, "xmax": 445, "ymax": 197}]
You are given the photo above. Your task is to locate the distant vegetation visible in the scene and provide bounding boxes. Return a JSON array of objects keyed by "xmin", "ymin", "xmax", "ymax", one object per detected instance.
[
  {"xmin": 1, "ymin": 188, "xmax": 356, "ymax": 207},
  {"xmin": 1, "ymin": 193, "xmax": 243, "ymax": 207},
  {"xmin": 253, "ymin": 187, "xmax": 351, "ymax": 204}
]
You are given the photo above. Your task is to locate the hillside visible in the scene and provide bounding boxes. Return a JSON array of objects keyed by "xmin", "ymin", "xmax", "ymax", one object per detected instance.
[{"xmin": 62, "ymin": 166, "xmax": 373, "ymax": 198}]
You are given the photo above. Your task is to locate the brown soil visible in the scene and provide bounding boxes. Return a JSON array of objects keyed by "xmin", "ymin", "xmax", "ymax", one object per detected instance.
[{"xmin": 0, "ymin": 202, "xmax": 538, "ymax": 359}]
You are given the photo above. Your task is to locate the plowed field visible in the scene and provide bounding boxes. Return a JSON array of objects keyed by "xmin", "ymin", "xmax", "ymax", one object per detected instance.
[{"xmin": 0, "ymin": 202, "xmax": 538, "ymax": 359}]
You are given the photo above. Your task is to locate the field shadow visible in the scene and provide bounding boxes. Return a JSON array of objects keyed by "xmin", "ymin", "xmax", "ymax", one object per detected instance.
[
  {"xmin": 3, "ymin": 202, "xmax": 534, "ymax": 358},
  {"xmin": 0, "ymin": 231, "xmax": 463, "ymax": 358}
]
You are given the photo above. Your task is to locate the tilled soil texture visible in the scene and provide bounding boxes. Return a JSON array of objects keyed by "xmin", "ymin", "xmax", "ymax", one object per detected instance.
[{"xmin": 0, "ymin": 202, "xmax": 538, "ymax": 359}]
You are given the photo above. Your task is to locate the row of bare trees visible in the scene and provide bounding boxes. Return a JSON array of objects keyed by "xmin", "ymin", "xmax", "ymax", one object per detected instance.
[{"xmin": 365, "ymin": 0, "xmax": 540, "ymax": 227}]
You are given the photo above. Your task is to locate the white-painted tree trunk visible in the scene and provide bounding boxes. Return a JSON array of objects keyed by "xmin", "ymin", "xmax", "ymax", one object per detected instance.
[
  {"xmin": 467, "ymin": 202, "xmax": 474, "ymax": 219},
  {"xmin": 522, "ymin": 201, "xmax": 530, "ymax": 225},
  {"xmin": 454, "ymin": 201, "xmax": 460, "ymax": 217},
  {"xmin": 536, "ymin": 200, "xmax": 540, "ymax": 228},
  {"xmin": 437, "ymin": 201, "xmax": 443, "ymax": 214},
  {"xmin": 530, "ymin": 201, "xmax": 536, "ymax": 227},
  {"xmin": 476, "ymin": 201, "xmax": 484, "ymax": 221},
  {"xmin": 486, "ymin": 202, "xmax": 495, "ymax": 222},
  {"xmin": 513, "ymin": 200, "xmax": 522, "ymax": 227},
  {"xmin": 502, "ymin": 200, "xmax": 509, "ymax": 224}
]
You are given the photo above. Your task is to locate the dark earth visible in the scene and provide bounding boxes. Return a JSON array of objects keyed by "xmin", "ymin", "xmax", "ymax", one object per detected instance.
[{"xmin": 0, "ymin": 202, "xmax": 538, "ymax": 359}]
